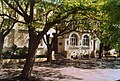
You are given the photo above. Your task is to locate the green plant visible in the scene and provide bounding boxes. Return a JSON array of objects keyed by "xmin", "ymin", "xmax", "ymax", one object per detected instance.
[
  {"xmin": 2, "ymin": 50, "xmax": 11, "ymax": 59},
  {"xmin": 3, "ymin": 45, "xmax": 28, "ymax": 59}
]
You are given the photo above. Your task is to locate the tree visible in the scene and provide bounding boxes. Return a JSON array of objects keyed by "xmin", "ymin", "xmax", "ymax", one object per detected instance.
[
  {"xmin": 43, "ymin": 19, "xmax": 79, "ymax": 62},
  {"xmin": 43, "ymin": 4, "xmax": 102, "ymax": 62},
  {"xmin": 0, "ymin": 0, "xmax": 16, "ymax": 59},
  {"xmin": 72, "ymin": 0, "xmax": 108, "ymax": 59},
  {"xmin": 1, "ymin": 0, "xmax": 85, "ymax": 79},
  {"xmin": 102, "ymin": 0, "xmax": 120, "ymax": 56},
  {"xmin": 86, "ymin": 0, "xmax": 120, "ymax": 58}
]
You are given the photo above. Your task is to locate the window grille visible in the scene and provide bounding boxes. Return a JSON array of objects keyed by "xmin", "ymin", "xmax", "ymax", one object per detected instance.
[
  {"xmin": 83, "ymin": 35, "xmax": 89, "ymax": 46},
  {"xmin": 70, "ymin": 34, "xmax": 78, "ymax": 46}
]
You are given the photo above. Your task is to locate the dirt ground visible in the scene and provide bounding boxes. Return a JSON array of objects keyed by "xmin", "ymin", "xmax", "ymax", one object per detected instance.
[{"xmin": 0, "ymin": 58, "xmax": 120, "ymax": 81}]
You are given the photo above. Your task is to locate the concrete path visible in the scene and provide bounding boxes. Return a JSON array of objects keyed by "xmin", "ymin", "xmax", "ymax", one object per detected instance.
[
  {"xmin": 58, "ymin": 67, "xmax": 120, "ymax": 81},
  {"xmin": 2, "ymin": 66, "xmax": 119, "ymax": 81},
  {"xmin": 33, "ymin": 66, "xmax": 120, "ymax": 81}
]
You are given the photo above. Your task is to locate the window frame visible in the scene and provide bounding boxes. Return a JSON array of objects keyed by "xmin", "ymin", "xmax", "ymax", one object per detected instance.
[
  {"xmin": 83, "ymin": 35, "xmax": 89, "ymax": 47},
  {"xmin": 70, "ymin": 34, "xmax": 78, "ymax": 46}
]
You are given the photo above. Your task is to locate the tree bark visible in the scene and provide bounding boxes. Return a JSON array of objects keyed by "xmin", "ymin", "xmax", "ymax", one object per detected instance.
[
  {"xmin": 21, "ymin": 27, "xmax": 40, "ymax": 79},
  {"xmin": 20, "ymin": 21, "xmax": 58, "ymax": 78},
  {"xmin": 118, "ymin": 50, "xmax": 120, "ymax": 57},
  {"xmin": 45, "ymin": 34, "xmax": 53, "ymax": 62},
  {"xmin": 53, "ymin": 34, "xmax": 58, "ymax": 54},
  {"xmin": 2, "ymin": 0, "xmax": 80, "ymax": 79},
  {"xmin": 98, "ymin": 43, "xmax": 103, "ymax": 59},
  {"xmin": 47, "ymin": 44, "xmax": 52, "ymax": 62},
  {"xmin": 0, "ymin": 31, "xmax": 4, "ymax": 59},
  {"xmin": 21, "ymin": 49, "xmax": 35, "ymax": 78}
]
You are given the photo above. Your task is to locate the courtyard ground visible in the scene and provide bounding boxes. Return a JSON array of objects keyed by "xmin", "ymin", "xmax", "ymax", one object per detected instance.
[{"xmin": 0, "ymin": 58, "xmax": 120, "ymax": 81}]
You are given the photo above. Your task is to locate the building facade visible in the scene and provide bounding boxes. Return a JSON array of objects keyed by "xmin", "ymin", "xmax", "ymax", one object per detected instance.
[
  {"xmin": 3, "ymin": 28, "xmax": 100, "ymax": 59},
  {"xmin": 57, "ymin": 30, "xmax": 100, "ymax": 59}
]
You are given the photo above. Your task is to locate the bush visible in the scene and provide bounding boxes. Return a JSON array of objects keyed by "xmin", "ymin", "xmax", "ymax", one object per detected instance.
[
  {"xmin": 2, "ymin": 50, "xmax": 11, "ymax": 59},
  {"xmin": 3, "ymin": 45, "xmax": 28, "ymax": 59}
]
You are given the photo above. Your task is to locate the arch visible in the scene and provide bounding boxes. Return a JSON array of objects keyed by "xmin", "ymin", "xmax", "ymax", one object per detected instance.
[
  {"xmin": 83, "ymin": 35, "xmax": 89, "ymax": 46},
  {"xmin": 70, "ymin": 34, "xmax": 78, "ymax": 46}
]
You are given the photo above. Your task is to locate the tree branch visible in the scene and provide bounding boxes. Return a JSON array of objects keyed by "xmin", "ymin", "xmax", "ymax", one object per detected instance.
[
  {"xmin": 37, "ymin": 6, "xmax": 80, "ymax": 39},
  {"xmin": 3, "ymin": 21, "xmax": 16, "ymax": 37},
  {"xmin": 3, "ymin": 0, "xmax": 24, "ymax": 17},
  {"xmin": 0, "ymin": 13, "xmax": 26, "ymax": 24},
  {"xmin": 0, "ymin": 19, "xmax": 5, "ymax": 30},
  {"xmin": 43, "ymin": 36, "xmax": 47, "ymax": 45},
  {"xmin": 30, "ymin": 0, "xmax": 35, "ymax": 20},
  {"xmin": 14, "ymin": 0, "xmax": 28, "ymax": 16},
  {"xmin": 25, "ymin": 1, "xmax": 30, "ymax": 12}
]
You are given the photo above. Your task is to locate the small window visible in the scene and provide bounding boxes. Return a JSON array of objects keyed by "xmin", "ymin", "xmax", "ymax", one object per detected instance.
[
  {"xmin": 83, "ymin": 35, "xmax": 89, "ymax": 46},
  {"xmin": 70, "ymin": 34, "xmax": 78, "ymax": 46}
]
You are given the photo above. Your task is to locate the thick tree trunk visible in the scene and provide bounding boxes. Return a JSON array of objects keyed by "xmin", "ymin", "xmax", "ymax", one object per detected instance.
[
  {"xmin": 20, "ymin": 21, "xmax": 55, "ymax": 78},
  {"xmin": 53, "ymin": 35, "xmax": 58, "ymax": 54},
  {"xmin": 98, "ymin": 43, "xmax": 103, "ymax": 59},
  {"xmin": 47, "ymin": 33, "xmax": 58, "ymax": 61},
  {"xmin": 47, "ymin": 45, "xmax": 52, "ymax": 62},
  {"xmin": 21, "ymin": 27, "xmax": 41, "ymax": 79},
  {"xmin": 45, "ymin": 34, "xmax": 53, "ymax": 62},
  {"xmin": 0, "ymin": 32, "xmax": 4, "ymax": 59},
  {"xmin": 21, "ymin": 42, "xmax": 37, "ymax": 79},
  {"xmin": 21, "ymin": 50, "xmax": 35, "ymax": 78}
]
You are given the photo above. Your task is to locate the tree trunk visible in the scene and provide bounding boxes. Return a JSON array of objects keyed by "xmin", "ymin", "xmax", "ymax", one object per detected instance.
[
  {"xmin": 47, "ymin": 44, "xmax": 52, "ymax": 62},
  {"xmin": 21, "ymin": 27, "xmax": 41, "ymax": 79},
  {"xmin": 119, "ymin": 50, "xmax": 120, "ymax": 57},
  {"xmin": 0, "ymin": 32, "xmax": 4, "ymax": 59},
  {"xmin": 21, "ymin": 43, "xmax": 37, "ymax": 79},
  {"xmin": 21, "ymin": 51, "xmax": 35, "ymax": 78},
  {"xmin": 53, "ymin": 35, "xmax": 58, "ymax": 54},
  {"xmin": 98, "ymin": 43, "xmax": 103, "ymax": 59},
  {"xmin": 20, "ymin": 22, "xmax": 55, "ymax": 78},
  {"xmin": 104, "ymin": 44, "xmax": 110, "ymax": 51}
]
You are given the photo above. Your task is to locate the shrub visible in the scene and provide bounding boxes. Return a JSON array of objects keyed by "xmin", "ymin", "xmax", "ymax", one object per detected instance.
[
  {"xmin": 3, "ymin": 45, "xmax": 28, "ymax": 59},
  {"xmin": 2, "ymin": 50, "xmax": 11, "ymax": 59}
]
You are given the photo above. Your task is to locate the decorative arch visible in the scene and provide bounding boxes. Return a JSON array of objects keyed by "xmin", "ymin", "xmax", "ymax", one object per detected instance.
[{"xmin": 69, "ymin": 32, "xmax": 80, "ymax": 46}]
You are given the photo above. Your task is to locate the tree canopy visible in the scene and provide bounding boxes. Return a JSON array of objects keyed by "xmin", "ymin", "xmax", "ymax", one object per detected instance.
[
  {"xmin": 0, "ymin": 0, "xmax": 16, "ymax": 59},
  {"xmin": 101, "ymin": 0, "xmax": 120, "ymax": 50},
  {"xmin": 1, "ymin": 0, "xmax": 93, "ymax": 78},
  {"xmin": 1, "ymin": 0, "xmax": 120, "ymax": 79}
]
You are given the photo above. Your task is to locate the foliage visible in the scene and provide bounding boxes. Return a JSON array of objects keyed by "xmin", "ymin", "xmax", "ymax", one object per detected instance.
[
  {"xmin": 103, "ymin": 0, "xmax": 120, "ymax": 24},
  {"xmin": 74, "ymin": 0, "xmax": 120, "ymax": 51},
  {"xmin": 1, "ymin": 0, "xmax": 113, "ymax": 78},
  {"xmin": 3, "ymin": 45, "xmax": 28, "ymax": 59},
  {"xmin": 0, "ymin": 0, "xmax": 16, "ymax": 37},
  {"xmin": 2, "ymin": 50, "xmax": 11, "ymax": 59},
  {"xmin": 0, "ymin": 0, "xmax": 16, "ymax": 61},
  {"xmin": 1, "ymin": 0, "xmax": 87, "ymax": 77},
  {"xmin": 101, "ymin": 0, "xmax": 120, "ymax": 50}
]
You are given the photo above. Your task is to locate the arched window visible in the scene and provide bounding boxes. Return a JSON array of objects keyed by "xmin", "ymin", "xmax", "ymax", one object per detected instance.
[
  {"xmin": 83, "ymin": 35, "xmax": 89, "ymax": 46},
  {"xmin": 70, "ymin": 34, "xmax": 78, "ymax": 46}
]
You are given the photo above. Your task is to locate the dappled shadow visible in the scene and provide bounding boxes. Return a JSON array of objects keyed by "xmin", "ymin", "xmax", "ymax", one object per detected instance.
[
  {"xmin": 0, "ymin": 76, "xmax": 44, "ymax": 81},
  {"xmin": 34, "ymin": 58, "xmax": 120, "ymax": 69},
  {"xmin": 1, "ymin": 58, "xmax": 120, "ymax": 81},
  {"xmin": 0, "ymin": 67, "xmax": 83, "ymax": 81}
]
